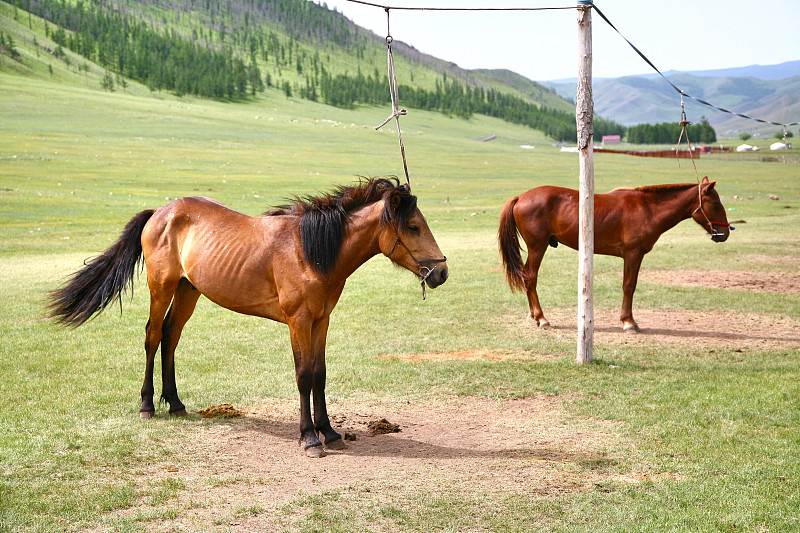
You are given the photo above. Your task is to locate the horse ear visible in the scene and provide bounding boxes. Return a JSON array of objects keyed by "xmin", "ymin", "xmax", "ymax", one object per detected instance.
[
  {"xmin": 701, "ymin": 176, "xmax": 710, "ymax": 185},
  {"xmin": 702, "ymin": 176, "xmax": 717, "ymax": 192},
  {"xmin": 389, "ymin": 190, "xmax": 402, "ymax": 212}
]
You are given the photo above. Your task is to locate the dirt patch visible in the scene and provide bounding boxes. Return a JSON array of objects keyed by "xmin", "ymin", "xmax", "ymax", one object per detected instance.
[
  {"xmin": 518, "ymin": 308, "xmax": 800, "ymax": 351},
  {"xmin": 744, "ymin": 254, "xmax": 800, "ymax": 268},
  {"xmin": 641, "ymin": 269, "xmax": 800, "ymax": 293},
  {"xmin": 384, "ymin": 348, "xmax": 559, "ymax": 362},
  {"xmin": 102, "ymin": 396, "xmax": 634, "ymax": 531}
]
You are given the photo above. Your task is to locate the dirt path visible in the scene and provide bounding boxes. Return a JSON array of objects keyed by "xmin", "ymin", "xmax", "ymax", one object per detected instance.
[
  {"xmin": 640, "ymin": 268, "xmax": 800, "ymax": 294},
  {"xmin": 521, "ymin": 307, "xmax": 800, "ymax": 352},
  {"xmin": 101, "ymin": 395, "xmax": 634, "ymax": 531}
]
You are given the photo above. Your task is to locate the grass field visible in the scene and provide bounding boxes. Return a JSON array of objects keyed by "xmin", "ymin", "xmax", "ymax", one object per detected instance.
[{"xmin": 2, "ymin": 72, "xmax": 800, "ymax": 532}]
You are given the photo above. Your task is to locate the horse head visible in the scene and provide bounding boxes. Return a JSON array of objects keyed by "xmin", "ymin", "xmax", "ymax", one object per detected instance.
[
  {"xmin": 380, "ymin": 185, "xmax": 449, "ymax": 290},
  {"xmin": 692, "ymin": 177, "xmax": 731, "ymax": 243}
]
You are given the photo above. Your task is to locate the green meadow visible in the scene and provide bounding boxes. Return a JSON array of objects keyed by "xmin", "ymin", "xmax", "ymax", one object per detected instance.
[{"xmin": 2, "ymin": 72, "xmax": 799, "ymax": 531}]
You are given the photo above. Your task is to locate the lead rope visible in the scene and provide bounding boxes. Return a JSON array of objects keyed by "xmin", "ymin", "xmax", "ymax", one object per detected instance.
[
  {"xmin": 675, "ymin": 95, "xmax": 717, "ymax": 234},
  {"xmin": 375, "ymin": 8, "xmax": 411, "ymax": 189},
  {"xmin": 372, "ymin": 8, "xmax": 447, "ymax": 299}
]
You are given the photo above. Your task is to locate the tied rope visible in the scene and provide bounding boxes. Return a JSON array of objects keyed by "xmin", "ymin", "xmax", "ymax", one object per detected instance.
[
  {"xmin": 675, "ymin": 93, "xmax": 699, "ymax": 182},
  {"xmin": 675, "ymin": 97, "xmax": 733, "ymax": 236},
  {"xmin": 375, "ymin": 8, "xmax": 411, "ymax": 188}
]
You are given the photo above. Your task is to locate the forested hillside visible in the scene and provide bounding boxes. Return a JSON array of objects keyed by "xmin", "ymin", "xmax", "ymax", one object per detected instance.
[{"xmin": 1, "ymin": 0, "xmax": 625, "ymax": 142}]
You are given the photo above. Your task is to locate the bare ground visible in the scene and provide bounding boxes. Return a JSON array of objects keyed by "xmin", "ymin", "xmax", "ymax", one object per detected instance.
[
  {"xmin": 93, "ymin": 395, "xmax": 636, "ymax": 531},
  {"xmin": 640, "ymin": 269, "xmax": 800, "ymax": 294},
  {"xmin": 516, "ymin": 307, "xmax": 800, "ymax": 352},
  {"xmin": 489, "ymin": 267, "xmax": 800, "ymax": 353}
]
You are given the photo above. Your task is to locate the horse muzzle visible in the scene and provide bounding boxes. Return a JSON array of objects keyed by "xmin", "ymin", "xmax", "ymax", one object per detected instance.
[
  {"xmin": 422, "ymin": 264, "xmax": 449, "ymax": 289},
  {"xmin": 711, "ymin": 231, "xmax": 730, "ymax": 243}
]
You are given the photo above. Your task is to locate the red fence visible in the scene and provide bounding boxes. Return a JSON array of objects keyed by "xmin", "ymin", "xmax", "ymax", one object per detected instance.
[{"xmin": 594, "ymin": 146, "xmax": 731, "ymax": 158}]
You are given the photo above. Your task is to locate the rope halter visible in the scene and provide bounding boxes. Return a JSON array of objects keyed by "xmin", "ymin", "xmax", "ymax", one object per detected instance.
[{"xmin": 387, "ymin": 224, "xmax": 447, "ymax": 300}]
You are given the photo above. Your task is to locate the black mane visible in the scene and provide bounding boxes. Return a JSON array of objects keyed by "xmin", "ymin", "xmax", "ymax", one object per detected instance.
[{"xmin": 265, "ymin": 177, "xmax": 417, "ymax": 275}]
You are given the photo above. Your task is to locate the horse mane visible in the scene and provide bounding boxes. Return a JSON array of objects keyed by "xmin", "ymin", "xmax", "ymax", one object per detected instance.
[
  {"xmin": 632, "ymin": 183, "xmax": 696, "ymax": 194},
  {"xmin": 265, "ymin": 177, "xmax": 417, "ymax": 275}
]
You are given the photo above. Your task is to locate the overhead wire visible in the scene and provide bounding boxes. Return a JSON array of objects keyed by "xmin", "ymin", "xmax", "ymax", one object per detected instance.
[{"xmin": 344, "ymin": 0, "xmax": 799, "ymax": 133}]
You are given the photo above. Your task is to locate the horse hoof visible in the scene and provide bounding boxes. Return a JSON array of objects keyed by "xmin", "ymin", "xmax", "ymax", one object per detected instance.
[
  {"xmin": 539, "ymin": 321, "xmax": 551, "ymax": 330},
  {"xmin": 624, "ymin": 327, "xmax": 640, "ymax": 335},
  {"xmin": 305, "ymin": 445, "xmax": 327, "ymax": 458},
  {"xmin": 140, "ymin": 411, "xmax": 155, "ymax": 420},
  {"xmin": 170, "ymin": 409, "xmax": 188, "ymax": 417},
  {"xmin": 324, "ymin": 438, "xmax": 347, "ymax": 451}
]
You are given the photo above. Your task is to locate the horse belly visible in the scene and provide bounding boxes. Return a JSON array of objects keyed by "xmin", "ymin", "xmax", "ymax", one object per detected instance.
[
  {"xmin": 552, "ymin": 218, "xmax": 624, "ymax": 257},
  {"xmin": 181, "ymin": 235, "xmax": 285, "ymax": 322}
]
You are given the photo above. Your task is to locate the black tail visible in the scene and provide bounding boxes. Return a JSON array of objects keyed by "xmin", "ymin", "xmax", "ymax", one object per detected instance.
[
  {"xmin": 498, "ymin": 197, "xmax": 526, "ymax": 292},
  {"xmin": 47, "ymin": 210, "xmax": 155, "ymax": 327}
]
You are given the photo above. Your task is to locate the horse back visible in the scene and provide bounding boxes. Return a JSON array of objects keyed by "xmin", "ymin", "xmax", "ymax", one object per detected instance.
[
  {"xmin": 514, "ymin": 186, "xmax": 644, "ymax": 256},
  {"xmin": 513, "ymin": 186, "xmax": 581, "ymax": 249},
  {"xmin": 141, "ymin": 197, "xmax": 299, "ymax": 320}
]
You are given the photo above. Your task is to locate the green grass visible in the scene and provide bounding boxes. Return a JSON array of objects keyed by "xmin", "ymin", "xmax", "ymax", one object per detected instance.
[{"xmin": 2, "ymin": 69, "xmax": 800, "ymax": 532}]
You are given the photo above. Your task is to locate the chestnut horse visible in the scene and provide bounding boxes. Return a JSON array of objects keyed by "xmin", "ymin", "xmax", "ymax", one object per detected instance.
[
  {"xmin": 48, "ymin": 178, "xmax": 448, "ymax": 457},
  {"xmin": 499, "ymin": 177, "xmax": 730, "ymax": 333}
]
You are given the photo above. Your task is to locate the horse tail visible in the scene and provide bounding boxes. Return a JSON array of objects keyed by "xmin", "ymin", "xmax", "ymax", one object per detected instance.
[
  {"xmin": 48, "ymin": 209, "xmax": 155, "ymax": 327},
  {"xmin": 498, "ymin": 196, "xmax": 526, "ymax": 292}
]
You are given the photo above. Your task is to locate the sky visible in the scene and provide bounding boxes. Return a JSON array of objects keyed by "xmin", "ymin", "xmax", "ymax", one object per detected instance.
[{"xmin": 316, "ymin": 0, "xmax": 799, "ymax": 82}]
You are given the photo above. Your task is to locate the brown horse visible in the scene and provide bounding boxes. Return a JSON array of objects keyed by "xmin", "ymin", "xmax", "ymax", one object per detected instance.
[
  {"xmin": 499, "ymin": 177, "xmax": 730, "ymax": 333},
  {"xmin": 48, "ymin": 178, "xmax": 448, "ymax": 457}
]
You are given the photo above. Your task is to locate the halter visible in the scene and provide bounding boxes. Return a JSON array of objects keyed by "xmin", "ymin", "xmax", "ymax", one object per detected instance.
[
  {"xmin": 387, "ymin": 224, "xmax": 447, "ymax": 300},
  {"xmin": 692, "ymin": 181, "xmax": 734, "ymax": 239}
]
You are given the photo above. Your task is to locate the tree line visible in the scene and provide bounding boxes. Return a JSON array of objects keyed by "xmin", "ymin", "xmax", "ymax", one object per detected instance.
[
  {"xmin": 312, "ymin": 69, "xmax": 625, "ymax": 142},
  {"xmin": 0, "ymin": 30, "xmax": 22, "ymax": 61},
  {"xmin": 23, "ymin": 0, "xmax": 264, "ymax": 99},
  {"xmin": 626, "ymin": 118, "xmax": 717, "ymax": 144}
]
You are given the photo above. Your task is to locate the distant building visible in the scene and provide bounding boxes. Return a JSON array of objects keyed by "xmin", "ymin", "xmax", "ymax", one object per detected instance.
[{"xmin": 602, "ymin": 135, "xmax": 621, "ymax": 145}]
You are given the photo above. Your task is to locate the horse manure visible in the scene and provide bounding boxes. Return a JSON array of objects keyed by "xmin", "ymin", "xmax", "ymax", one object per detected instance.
[
  {"xmin": 344, "ymin": 432, "xmax": 358, "ymax": 441},
  {"xmin": 367, "ymin": 418, "xmax": 401, "ymax": 435},
  {"xmin": 197, "ymin": 403, "xmax": 243, "ymax": 418}
]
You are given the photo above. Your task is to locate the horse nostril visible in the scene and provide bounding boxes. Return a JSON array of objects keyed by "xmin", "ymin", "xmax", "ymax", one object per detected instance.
[{"xmin": 440, "ymin": 268, "xmax": 449, "ymax": 283}]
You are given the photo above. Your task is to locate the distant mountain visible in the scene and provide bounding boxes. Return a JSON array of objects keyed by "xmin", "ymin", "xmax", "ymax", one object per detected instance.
[
  {"xmin": 547, "ymin": 60, "xmax": 800, "ymax": 84},
  {"xmin": 647, "ymin": 61, "xmax": 800, "ymax": 81},
  {"xmin": 545, "ymin": 62, "xmax": 800, "ymax": 136}
]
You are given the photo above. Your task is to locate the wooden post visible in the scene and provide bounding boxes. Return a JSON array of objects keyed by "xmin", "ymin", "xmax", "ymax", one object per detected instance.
[{"xmin": 576, "ymin": 1, "xmax": 594, "ymax": 364}]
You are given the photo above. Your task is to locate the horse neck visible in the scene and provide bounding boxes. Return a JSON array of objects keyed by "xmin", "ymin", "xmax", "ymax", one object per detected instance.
[
  {"xmin": 330, "ymin": 201, "xmax": 385, "ymax": 281},
  {"xmin": 644, "ymin": 184, "xmax": 699, "ymax": 230}
]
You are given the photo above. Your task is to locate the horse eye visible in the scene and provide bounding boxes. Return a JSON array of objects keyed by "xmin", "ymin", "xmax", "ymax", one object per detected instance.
[{"xmin": 408, "ymin": 224, "xmax": 420, "ymax": 233}]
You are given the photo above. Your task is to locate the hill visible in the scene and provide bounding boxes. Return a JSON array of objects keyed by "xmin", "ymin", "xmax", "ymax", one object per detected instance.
[
  {"xmin": 0, "ymin": 0, "xmax": 623, "ymax": 142},
  {"xmin": 546, "ymin": 62, "xmax": 800, "ymax": 137}
]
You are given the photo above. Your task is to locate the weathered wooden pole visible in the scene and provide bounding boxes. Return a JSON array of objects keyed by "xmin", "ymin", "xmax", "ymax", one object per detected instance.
[{"xmin": 576, "ymin": 0, "xmax": 594, "ymax": 364}]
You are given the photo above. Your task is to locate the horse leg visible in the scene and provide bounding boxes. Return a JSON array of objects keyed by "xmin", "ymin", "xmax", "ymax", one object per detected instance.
[
  {"xmin": 288, "ymin": 316, "xmax": 326, "ymax": 458},
  {"xmin": 309, "ymin": 317, "xmax": 345, "ymax": 450},
  {"xmin": 141, "ymin": 279, "xmax": 178, "ymax": 418},
  {"xmin": 621, "ymin": 253, "xmax": 645, "ymax": 334},
  {"xmin": 160, "ymin": 278, "xmax": 201, "ymax": 416},
  {"xmin": 524, "ymin": 242, "xmax": 551, "ymax": 329}
]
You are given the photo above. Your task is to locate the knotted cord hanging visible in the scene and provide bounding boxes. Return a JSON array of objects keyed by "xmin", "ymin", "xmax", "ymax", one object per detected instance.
[
  {"xmin": 674, "ymin": 95, "xmax": 732, "ymax": 236},
  {"xmin": 675, "ymin": 93, "xmax": 699, "ymax": 182},
  {"xmin": 374, "ymin": 8, "xmax": 411, "ymax": 189}
]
